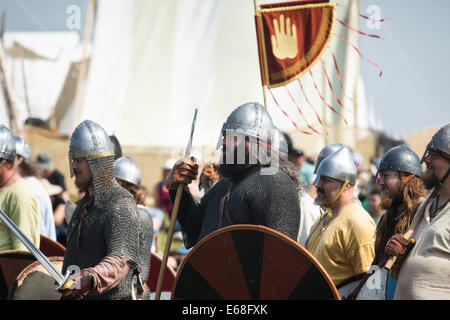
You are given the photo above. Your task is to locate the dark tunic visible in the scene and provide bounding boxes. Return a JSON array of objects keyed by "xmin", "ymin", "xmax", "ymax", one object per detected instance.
[{"xmin": 171, "ymin": 166, "xmax": 300, "ymax": 249}]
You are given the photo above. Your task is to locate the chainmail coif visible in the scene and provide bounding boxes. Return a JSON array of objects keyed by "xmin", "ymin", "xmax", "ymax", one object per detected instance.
[{"xmin": 63, "ymin": 155, "xmax": 140, "ymax": 300}]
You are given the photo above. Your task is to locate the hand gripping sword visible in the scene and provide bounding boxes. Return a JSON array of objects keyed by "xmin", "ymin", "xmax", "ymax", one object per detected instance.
[
  {"xmin": 154, "ymin": 108, "xmax": 198, "ymax": 300},
  {"xmin": 0, "ymin": 209, "xmax": 74, "ymax": 291}
]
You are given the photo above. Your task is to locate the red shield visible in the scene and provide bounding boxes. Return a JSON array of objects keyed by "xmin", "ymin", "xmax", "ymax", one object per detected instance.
[{"xmin": 172, "ymin": 225, "xmax": 340, "ymax": 300}]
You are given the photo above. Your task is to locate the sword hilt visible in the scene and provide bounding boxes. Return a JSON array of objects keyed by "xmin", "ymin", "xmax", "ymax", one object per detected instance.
[{"xmin": 56, "ymin": 270, "xmax": 74, "ymax": 293}]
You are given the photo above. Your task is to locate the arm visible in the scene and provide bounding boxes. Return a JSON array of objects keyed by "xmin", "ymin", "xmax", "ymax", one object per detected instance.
[{"xmin": 10, "ymin": 195, "xmax": 40, "ymax": 250}]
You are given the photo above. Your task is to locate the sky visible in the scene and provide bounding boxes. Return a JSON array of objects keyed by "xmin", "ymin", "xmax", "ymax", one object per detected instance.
[
  {"xmin": 0, "ymin": 0, "xmax": 449, "ymax": 137},
  {"xmin": 359, "ymin": 0, "xmax": 450, "ymax": 136}
]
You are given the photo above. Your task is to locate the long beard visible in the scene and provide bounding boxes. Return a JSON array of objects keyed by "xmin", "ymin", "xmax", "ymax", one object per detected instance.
[
  {"xmin": 218, "ymin": 145, "xmax": 253, "ymax": 182},
  {"xmin": 381, "ymin": 190, "xmax": 402, "ymax": 210},
  {"xmin": 422, "ymin": 170, "xmax": 440, "ymax": 190}
]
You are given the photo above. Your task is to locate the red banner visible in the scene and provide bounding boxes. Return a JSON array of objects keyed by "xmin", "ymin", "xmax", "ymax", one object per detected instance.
[{"xmin": 256, "ymin": 1, "xmax": 335, "ymax": 88}]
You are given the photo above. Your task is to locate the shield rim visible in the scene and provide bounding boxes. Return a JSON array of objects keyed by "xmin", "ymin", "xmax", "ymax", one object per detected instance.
[{"xmin": 171, "ymin": 224, "xmax": 340, "ymax": 300}]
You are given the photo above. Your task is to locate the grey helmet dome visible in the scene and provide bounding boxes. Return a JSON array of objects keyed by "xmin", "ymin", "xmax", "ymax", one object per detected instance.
[
  {"xmin": 377, "ymin": 145, "xmax": 423, "ymax": 177},
  {"xmin": 313, "ymin": 146, "xmax": 357, "ymax": 186},
  {"xmin": 420, "ymin": 123, "xmax": 450, "ymax": 163},
  {"xmin": 14, "ymin": 135, "xmax": 32, "ymax": 160},
  {"xmin": 68, "ymin": 120, "xmax": 115, "ymax": 177},
  {"xmin": 0, "ymin": 125, "xmax": 16, "ymax": 162},
  {"xmin": 216, "ymin": 102, "xmax": 274, "ymax": 149},
  {"xmin": 314, "ymin": 142, "xmax": 345, "ymax": 174},
  {"xmin": 114, "ymin": 156, "xmax": 142, "ymax": 187}
]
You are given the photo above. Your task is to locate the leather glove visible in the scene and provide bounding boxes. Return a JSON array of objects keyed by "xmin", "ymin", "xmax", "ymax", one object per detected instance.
[
  {"xmin": 385, "ymin": 233, "xmax": 409, "ymax": 257},
  {"xmin": 59, "ymin": 269, "xmax": 95, "ymax": 300},
  {"xmin": 165, "ymin": 159, "xmax": 199, "ymax": 191}
]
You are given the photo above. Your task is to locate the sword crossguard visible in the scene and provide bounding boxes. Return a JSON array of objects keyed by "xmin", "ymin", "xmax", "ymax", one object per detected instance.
[{"xmin": 56, "ymin": 270, "xmax": 74, "ymax": 292}]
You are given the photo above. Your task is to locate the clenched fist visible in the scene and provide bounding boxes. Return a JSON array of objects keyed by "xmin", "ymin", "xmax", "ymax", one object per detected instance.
[{"xmin": 165, "ymin": 159, "xmax": 199, "ymax": 190}]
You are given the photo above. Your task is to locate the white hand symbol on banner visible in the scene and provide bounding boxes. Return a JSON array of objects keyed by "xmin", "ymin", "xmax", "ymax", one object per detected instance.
[{"xmin": 271, "ymin": 15, "xmax": 298, "ymax": 60}]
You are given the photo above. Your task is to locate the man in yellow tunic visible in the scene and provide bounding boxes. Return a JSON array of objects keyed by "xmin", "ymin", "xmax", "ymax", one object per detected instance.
[
  {"xmin": 0, "ymin": 125, "xmax": 40, "ymax": 252},
  {"xmin": 305, "ymin": 146, "xmax": 375, "ymax": 284}
]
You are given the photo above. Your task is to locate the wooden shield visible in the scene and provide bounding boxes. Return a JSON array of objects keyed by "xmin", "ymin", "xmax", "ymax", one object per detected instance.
[
  {"xmin": 147, "ymin": 252, "xmax": 177, "ymax": 300},
  {"xmin": 172, "ymin": 225, "xmax": 340, "ymax": 300},
  {"xmin": 7, "ymin": 256, "xmax": 64, "ymax": 300},
  {"xmin": 39, "ymin": 235, "xmax": 66, "ymax": 257},
  {"xmin": 0, "ymin": 250, "xmax": 36, "ymax": 299}
]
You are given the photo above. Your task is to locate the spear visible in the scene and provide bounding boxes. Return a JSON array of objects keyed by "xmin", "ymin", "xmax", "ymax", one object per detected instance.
[{"xmin": 154, "ymin": 108, "xmax": 198, "ymax": 300}]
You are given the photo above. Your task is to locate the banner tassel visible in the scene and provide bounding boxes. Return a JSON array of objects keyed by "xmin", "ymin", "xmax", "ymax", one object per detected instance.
[
  {"xmin": 285, "ymin": 86, "xmax": 321, "ymax": 134},
  {"xmin": 268, "ymin": 88, "xmax": 313, "ymax": 135},
  {"xmin": 297, "ymin": 79, "xmax": 329, "ymax": 136},
  {"xmin": 333, "ymin": 33, "xmax": 383, "ymax": 77},
  {"xmin": 309, "ymin": 70, "xmax": 348, "ymax": 125}
]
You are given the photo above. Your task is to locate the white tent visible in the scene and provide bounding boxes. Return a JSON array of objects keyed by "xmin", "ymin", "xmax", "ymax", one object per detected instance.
[{"xmin": 72, "ymin": 0, "xmax": 371, "ymax": 156}]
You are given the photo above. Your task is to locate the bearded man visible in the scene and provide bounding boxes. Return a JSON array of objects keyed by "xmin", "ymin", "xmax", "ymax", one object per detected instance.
[
  {"xmin": 305, "ymin": 146, "xmax": 375, "ymax": 284},
  {"xmin": 373, "ymin": 145, "xmax": 425, "ymax": 265},
  {"xmin": 59, "ymin": 120, "xmax": 140, "ymax": 300},
  {"xmin": 386, "ymin": 124, "xmax": 450, "ymax": 299},
  {"xmin": 165, "ymin": 102, "xmax": 301, "ymax": 248}
]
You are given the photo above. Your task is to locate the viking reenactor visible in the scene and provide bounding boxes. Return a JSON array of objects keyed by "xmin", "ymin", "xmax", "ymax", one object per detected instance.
[
  {"xmin": 165, "ymin": 102, "xmax": 301, "ymax": 248},
  {"xmin": 0, "ymin": 125, "xmax": 40, "ymax": 252},
  {"xmin": 59, "ymin": 120, "xmax": 140, "ymax": 300},
  {"xmin": 373, "ymin": 145, "xmax": 425, "ymax": 266},
  {"xmin": 305, "ymin": 146, "xmax": 376, "ymax": 284},
  {"xmin": 114, "ymin": 156, "xmax": 153, "ymax": 299},
  {"xmin": 14, "ymin": 135, "xmax": 57, "ymax": 241},
  {"xmin": 387, "ymin": 124, "xmax": 450, "ymax": 299}
]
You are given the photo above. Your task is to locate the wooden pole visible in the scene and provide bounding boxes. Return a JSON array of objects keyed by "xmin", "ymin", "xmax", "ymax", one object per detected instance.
[
  {"xmin": 0, "ymin": 38, "xmax": 20, "ymax": 131},
  {"xmin": 253, "ymin": 0, "xmax": 268, "ymax": 110},
  {"xmin": 154, "ymin": 109, "xmax": 198, "ymax": 300},
  {"xmin": 72, "ymin": 0, "xmax": 96, "ymax": 131}
]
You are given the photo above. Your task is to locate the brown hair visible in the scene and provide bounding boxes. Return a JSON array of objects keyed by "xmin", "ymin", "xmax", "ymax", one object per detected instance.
[
  {"xmin": 120, "ymin": 180, "xmax": 146, "ymax": 206},
  {"xmin": 374, "ymin": 174, "xmax": 425, "ymax": 263}
]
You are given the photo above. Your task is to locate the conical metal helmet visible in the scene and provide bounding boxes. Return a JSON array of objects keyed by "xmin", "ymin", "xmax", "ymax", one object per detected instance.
[
  {"xmin": 420, "ymin": 123, "xmax": 450, "ymax": 163},
  {"xmin": 314, "ymin": 142, "xmax": 345, "ymax": 173},
  {"xmin": 68, "ymin": 120, "xmax": 115, "ymax": 177},
  {"xmin": 377, "ymin": 145, "xmax": 422, "ymax": 177},
  {"xmin": 216, "ymin": 102, "xmax": 274, "ymax": 149},
  {"xmin": 0, "ymin": 124, "xmax": 16, "ymax": 162},
  {"xmin": 114, "ymin": 156, "xmax": 142, "ymax": 187},
  {"xmin": 313, "ymin": 146, "xmax": 357, "ymax": 186},
  {"xmin": 14, "ymin": 135, "xmax": 32, "ymax": 160}
]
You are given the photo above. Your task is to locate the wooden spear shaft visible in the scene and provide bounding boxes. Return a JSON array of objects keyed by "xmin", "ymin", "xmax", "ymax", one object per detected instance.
[{"xmin": 154, "ymin": 109, "xmax": 198, "ymax": 300}]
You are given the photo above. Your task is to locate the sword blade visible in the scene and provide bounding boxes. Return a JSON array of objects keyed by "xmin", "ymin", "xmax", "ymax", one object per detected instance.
[
  {"xmin": 0, "ymin": 209, "xmax": 67, "ymax": 286},
  {"xmin": 184, "ymin": 108, "xmax": 198, "ymax": 158}
]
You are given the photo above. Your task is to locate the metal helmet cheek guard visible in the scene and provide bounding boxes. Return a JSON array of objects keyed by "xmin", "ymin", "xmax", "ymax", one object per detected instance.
[
  {"xmin": 216, "ymin": 102, "xmax": 274, "ymax": 150},
  {"xmin": 313, "ymin": 146, "xmax": 357, "ymax": 186},
  {"xmin": 377, "ymin": 145, "xmax": 423, "ymax": 178},
  {"xmin": 14, "ymin": 135, "xmax": 32, "ymax": 160},
  {"xmin": 0, "ymin": 124, "xmax": 16, "ymax": 162},
  {"xmin": 114, "ymin": 156, "xmax": 142, "ymax": 187},
  {"xmin": 68, "ymin": 120, "xmax": 115, "ymax": 177},
  {"xmin": 314, "ymin": 142, "xmax": 345, "ymax": 174},
  {"xmin": 420, "ymin": 123, "xmax": 450, "ymax": 163}
]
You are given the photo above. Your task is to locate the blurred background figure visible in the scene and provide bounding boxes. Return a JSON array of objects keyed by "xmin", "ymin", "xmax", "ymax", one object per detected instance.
[
  {"xmin": 36, "ymin": 152, "xmax": 69, "ymax": 202},
  {"xmin": 114, "ymin": 156, "xmax": 153, "ymax": 299},
  {"xmin": 154, "ymin": 159, "xmax": 176, "ymax": 221},
  {"xmin": 42, "ymin": 178, "xmax": 66, "ymax": 245},
  {"xmin": 140, "ymin": 185, "xmax": 164, "ymax": 253},
  {"xmin": 14, "ymin": 135, "xmax": 56, "ymax": 241},
  {"xmin": 368, "ymin": 187, "xmax": 385, "ymax": 226}
]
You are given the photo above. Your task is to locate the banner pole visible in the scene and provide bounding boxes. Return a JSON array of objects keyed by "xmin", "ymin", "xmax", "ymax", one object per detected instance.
[{"xmin": 253, "ymin": 0, "xmax": 268, "ymax": 110}]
